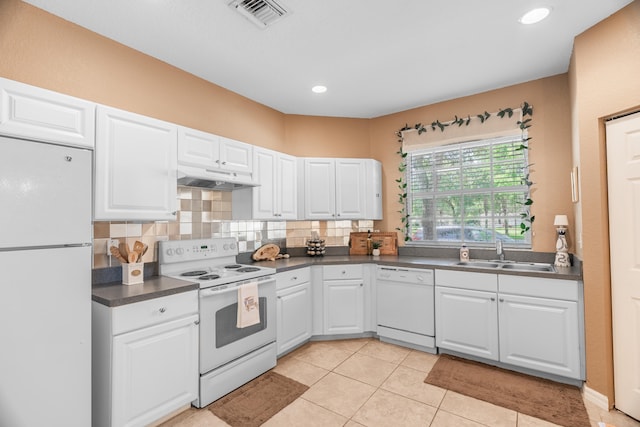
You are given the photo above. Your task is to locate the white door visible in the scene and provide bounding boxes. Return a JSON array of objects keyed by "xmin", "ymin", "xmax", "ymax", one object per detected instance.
[
  {"xmin": 0, "ymin": 137, "xmax": 92, "ymax": 247},
  {"xmin": 219, "ymin": 136, "xmax": 252, "ymax": 174},
  {"xmin": 112, "ymin": 314, "xmax": 199, "ymax": 427},
  {"xmin": 277, "ymin": 153, "xmax": 298, "ymax": 219},
  {"xmin": 304, "ymin": 158, "xmax": 336, "ymax": 219},
  {"xmin": 335, "ymin": 159, "xmax": 366, "ymax": 219},
  {"xmin": 177, "ymin": 126, "xmax": 220, "ymax": 168},
  {"xmin": 253, "ymin": 147, "xmax": 277, "ymax": 219},
  {"xmin": 0, "ymin": 246, "xmax": 91, "ymax": 427},
  {"xmin": 435, "ymin": 286, "xmax": 499, "ymax": 361},
  {"xmin": 276, "ymin": 282, "xmax": 312, "ymax": 355},
  {"xmin": 95, "ymin": 106, "xmax": 178, "ymax": 221},
  {"xmin": 498, "ymin": 294, "xmax": 580, "ymax": 379},
  {"xmin": 606, "ymin": 111, "xmax": 640, "ymax": 419},
  {"xmin": 324, "ymin": 280, "xmax": 364, "ymax": 334}
]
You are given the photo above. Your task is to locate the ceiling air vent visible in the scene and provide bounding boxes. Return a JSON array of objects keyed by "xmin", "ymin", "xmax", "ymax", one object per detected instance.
[{"xmin": 228, "ymin": 0, "xmax": 290, "ymax": 29}]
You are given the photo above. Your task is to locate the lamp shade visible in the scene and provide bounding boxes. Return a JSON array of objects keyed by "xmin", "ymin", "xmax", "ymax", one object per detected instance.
[{"xmin": 554, "ymin": 215, "xmax": 569, "ymax": 226}]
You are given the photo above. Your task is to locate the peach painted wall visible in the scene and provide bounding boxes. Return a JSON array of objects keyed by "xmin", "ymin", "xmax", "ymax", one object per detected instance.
[
  {"xmin": 569, "ymin": 0, "xmax": 640, "ymax": 405},
  {"xmin": 284, "ymin": 115, "xmax": 370, "ymax": 158},
  {"xmin": 0, "ymin": 0, "xmax": 286, "ymax": 152},
  {"xmin": 370, "ymin": 75, "xmax": 574, "ymax": 253}
]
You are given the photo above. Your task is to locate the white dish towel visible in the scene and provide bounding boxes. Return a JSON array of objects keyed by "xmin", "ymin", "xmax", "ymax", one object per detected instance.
[{"xmin": 237, "ymin": 281, "xmax": 260, "ymax": 328}]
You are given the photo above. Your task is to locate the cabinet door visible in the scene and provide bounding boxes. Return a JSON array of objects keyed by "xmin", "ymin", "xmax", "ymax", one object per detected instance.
[
  {"xmin": 277, "ymin": 282, "xmax": 312, "ymax": 355},
  {"xmin": 335, "ymin": 159, "xmax": 366, "ymax": 219},
  {"xmin": 252, "ymin": 147, "xmax": 277, "ymax": 219},
  {"xmin": 499, "ymin": 294, "xmax": 581, "ymax": 379},
  {"xmin": 435, "ymin": 286, "xmax": 499, "ymax": 360},
  {"xmin": 219, "ymin": 136, "xmax": 252, "ymax": 174},
  {"xmin": 365, "ymin": 159, "xmax": 383, "ymax": 220},
  {"xmin": 112, "ymin": 314, "xmax": 199, "ymax": 427},
  {"xmin": 277, "ymin": 153, "xmax": 298, "ymax": 219},
  {"xmin": 95, "ymin": 106, "xmax": 178, "ymax": 220},
  {"xmin": 304, "ymin": 159, "xmax": 336, "ymax": 219},
  {"xmin": 178, "ymin": 126, "xmax": 220, "ymax": 167},
  {"xmin": 323, "ymin": 280, "xmax": 364, "ymax": 335},
  {"xmin": 0, "ymin": 77, "xmax": 95, "ymax": 148}
]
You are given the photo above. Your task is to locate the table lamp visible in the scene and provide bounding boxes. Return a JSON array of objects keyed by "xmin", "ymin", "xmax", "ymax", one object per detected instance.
[{"xmin": 554, "ymin": 215, "xmax": 570, "ymax": 267}]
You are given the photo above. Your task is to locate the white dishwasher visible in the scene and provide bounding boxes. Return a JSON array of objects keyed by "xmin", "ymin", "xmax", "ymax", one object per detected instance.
[{"xmin": 376, "ymin": 266, "xmax": 436, "ymax": 352}]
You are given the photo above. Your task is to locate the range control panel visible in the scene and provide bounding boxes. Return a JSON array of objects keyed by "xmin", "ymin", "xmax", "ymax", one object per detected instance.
[{"xmin": 159, "ymin": 238, "xmax": 238, "ymax": 264}]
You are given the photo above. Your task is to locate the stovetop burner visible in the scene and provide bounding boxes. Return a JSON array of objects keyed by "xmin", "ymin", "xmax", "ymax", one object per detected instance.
[
  {"xmin": 224, "ymin": 264, "xmax": 242, "ymax": 269},
  {"xmin": 198, "ymin": 274, "xmax": 221, "ymax": 280},
  {"xmin": 236, "ymin": 267, "xmax": 260, "ymax": 273},
  {"xmin": 181, "ymin": 270, "xmax": 209, "ymax": 277}
]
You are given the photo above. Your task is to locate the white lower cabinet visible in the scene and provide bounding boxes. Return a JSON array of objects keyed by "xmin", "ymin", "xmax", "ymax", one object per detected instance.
[
  {"xmin": 323, "ymin": 265, "xmax": 364, "ymax": 335},
  {"xmin": 498, "ymin": 276, "xmax": 582, "ymax": 379},
  {"xmin": 93, "ymin": 291, "xmax": 199, "ymax": 427},
  {"xmin": 435, "ymin": 286, "xmax": 499, "ymax": 360},
  {"xmin": 435, "ymin": 270, "xmax": 584, "ymax": 380},
  {"xmin": 276, "ymin": 268, "xmax": 312, "ymax": 355}
]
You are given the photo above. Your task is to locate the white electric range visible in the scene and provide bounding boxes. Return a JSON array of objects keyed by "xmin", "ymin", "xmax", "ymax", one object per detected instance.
[{"xmin": 158, "ymin": 238, "xmax": 277, "ymax": 408}]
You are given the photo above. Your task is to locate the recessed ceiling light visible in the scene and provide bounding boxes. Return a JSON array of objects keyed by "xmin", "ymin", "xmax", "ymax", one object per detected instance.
[
  {"xmin": 519, "ymin": 7, "xmax": 551, "ymax": 25},
  {"xmin": 311, "ymin": 85, "xmax": 327, "ymax": 94}
]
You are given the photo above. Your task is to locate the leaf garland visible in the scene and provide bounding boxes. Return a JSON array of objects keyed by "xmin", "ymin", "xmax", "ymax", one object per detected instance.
[{"xmin": 396, "ymin": 102, "xmax": 534, "ymax": 242}]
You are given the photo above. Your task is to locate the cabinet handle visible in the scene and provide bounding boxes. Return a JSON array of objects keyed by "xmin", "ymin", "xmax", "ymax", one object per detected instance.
[
  {"xmin": 171, "ymin": 211, "xmax": 177, "ymax": 216},
  {"xmin": 215, "ymin": 160, "xmax": 220, "ymax": 164},
  {"xmin": 159, "ymin": 307, "xmax": 167, "ymax": 313},
  {"xmin": 194, "ymin": 320, "xmax": 200, "ymax": 325},
  {"xmin": 490, "ymin": 297, "xmax": 495, "ymax": 302},
  {"xmin": 221, "ymin": 161, "xmax": 227, "ymax": 165},
  {"xmin": 292, "ymin": 277, "xmax": 297, "ymax": 280},
  {"xmin": 360, "ymin": 283, "xmax": 363, "ymax": 287},
  {"xmin": 499, "ymin": 298, "xmax": 504, "ymax": 303}
]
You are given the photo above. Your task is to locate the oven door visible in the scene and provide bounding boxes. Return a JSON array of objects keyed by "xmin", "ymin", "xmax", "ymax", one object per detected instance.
[{"xmin": 199, "ymin": 276, "xmax": 276, "ymax": 374}]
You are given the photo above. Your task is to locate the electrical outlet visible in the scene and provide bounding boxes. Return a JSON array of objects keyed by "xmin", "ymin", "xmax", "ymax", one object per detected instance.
[{"xmin": 107, "ymin": 239, "xmax": 119, "ymax": 255}]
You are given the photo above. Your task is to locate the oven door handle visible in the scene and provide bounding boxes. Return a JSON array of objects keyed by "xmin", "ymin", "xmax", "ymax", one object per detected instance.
[{"xmin": 200, "ymin": 285, "xmax": 241, "ymax": 298}]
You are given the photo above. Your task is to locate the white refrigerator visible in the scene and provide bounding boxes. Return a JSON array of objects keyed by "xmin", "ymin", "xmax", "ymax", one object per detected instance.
[{"xmin": 0, "ymin": 136, "xmax": 92, "ymax": 427}]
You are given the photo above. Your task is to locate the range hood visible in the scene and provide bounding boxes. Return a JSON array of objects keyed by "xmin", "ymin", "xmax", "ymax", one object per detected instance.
[{"xmin": 177, "ymin": 165, "xmax": 259, "ymax": 191}]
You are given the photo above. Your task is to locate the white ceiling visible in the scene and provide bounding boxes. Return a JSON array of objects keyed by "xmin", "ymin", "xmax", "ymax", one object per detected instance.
[{"xmin": 23, "ymin": 0, "xmax": 633, "ymax": 118}]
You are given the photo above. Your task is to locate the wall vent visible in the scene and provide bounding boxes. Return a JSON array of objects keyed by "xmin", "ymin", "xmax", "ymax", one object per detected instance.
[{"xmin": 228, "ymin": 0, "xmax": 290, "ymax": 29}]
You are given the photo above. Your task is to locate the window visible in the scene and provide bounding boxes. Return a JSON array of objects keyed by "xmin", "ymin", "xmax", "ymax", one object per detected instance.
[{"xmin": 406, "ymin": 134, "xmax": 530, "ymax": 246}]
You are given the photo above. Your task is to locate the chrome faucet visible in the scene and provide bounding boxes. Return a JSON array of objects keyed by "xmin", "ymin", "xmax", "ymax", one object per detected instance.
[{"xmin": 496, "ymin": 240, "xmax": 505, "ymax": 262}]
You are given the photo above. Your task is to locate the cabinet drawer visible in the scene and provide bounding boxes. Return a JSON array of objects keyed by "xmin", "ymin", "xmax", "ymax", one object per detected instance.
[
  {"xmin": 276, "ymin": 267, "xmax": 311, "ymax": 290},
  {"xmin": 112, "ymin": 291, "xmax": 198, "ymax": 335},
  {"xmin": 435, "ymin": 269, "xmax": 497, "ymax": 292},
  {"xmin": 499, "ymin": 275, "xmax": 580, "ymax": 301},
  {"xmin": 323, "ymin": 264, "xmax": 363, "ymax": 280}
]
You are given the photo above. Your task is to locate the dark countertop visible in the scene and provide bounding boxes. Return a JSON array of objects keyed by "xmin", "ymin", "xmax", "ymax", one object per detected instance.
[
  {"xmin": 92, "ymin": 253, "xmax": 582, "ymax": 307},
  {"xmin": 92, "ymin": 276, "xmax": 198, "ymax": 307},
  {"xmin": 250, "ymin": 255, "xmax": 583, "ymax": 280}
]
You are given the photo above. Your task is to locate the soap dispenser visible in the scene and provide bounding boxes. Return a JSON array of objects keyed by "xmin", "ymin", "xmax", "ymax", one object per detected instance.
[{"xmin": 459, "ymin": 244, "xmax": 469, "ymax": 262}]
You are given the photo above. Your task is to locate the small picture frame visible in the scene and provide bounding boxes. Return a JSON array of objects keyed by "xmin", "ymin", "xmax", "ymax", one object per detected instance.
[{"xmin": 571, "ymin": 166, "xmax": 579, "ymax": 203}]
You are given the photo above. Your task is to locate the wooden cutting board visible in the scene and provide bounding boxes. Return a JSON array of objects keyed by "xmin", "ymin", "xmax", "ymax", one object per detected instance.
[{"xmin": 349, "ymin": 232, "xmax": 398, "ymax": 255}]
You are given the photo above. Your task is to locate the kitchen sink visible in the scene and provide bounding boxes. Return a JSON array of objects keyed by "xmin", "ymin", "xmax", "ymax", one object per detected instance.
[
  {"xmin": 456, "ymin": 261, "xmax": 501, "ymax": 268},
  {"xmin": 455, "ymin": 260, "xmax": 555, "ymax": 272},
  {"xmin": 500, "ymin": 263, "xmax": 555, "ymax": 272}
]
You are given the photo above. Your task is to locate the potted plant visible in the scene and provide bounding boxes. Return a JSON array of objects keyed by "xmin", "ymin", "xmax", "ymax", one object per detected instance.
[{"xmin": 371, "ymin": 241, "xmax": 382, "ymax": 256}]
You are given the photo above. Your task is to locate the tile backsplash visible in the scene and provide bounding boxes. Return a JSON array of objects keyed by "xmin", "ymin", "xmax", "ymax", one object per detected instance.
[{"xmin": 93, "ymin": 186, "xmax": 374, "ymax": 268}]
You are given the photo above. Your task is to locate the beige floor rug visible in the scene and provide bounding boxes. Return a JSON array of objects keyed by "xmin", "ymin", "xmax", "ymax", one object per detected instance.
[
  {"xmin": 208, "ymin": 371, "xmax": 308, "ymax": 426},
  {"xmin": 425, "ymin": 354, "xmax": 590, "ymax": 427}
]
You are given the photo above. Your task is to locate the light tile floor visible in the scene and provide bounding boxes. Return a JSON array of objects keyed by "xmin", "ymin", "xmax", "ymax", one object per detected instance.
[{"xmin": 161, "ymin": 338, "xmax": 640, "ymax": 427}]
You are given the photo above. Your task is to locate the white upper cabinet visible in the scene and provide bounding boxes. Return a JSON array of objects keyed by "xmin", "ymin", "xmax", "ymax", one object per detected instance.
[
  {"xmin": 301, "ymin": 158, "xmax": 382, "ymax": 220},
  {"xmin": 94, "ymin": 105, "xmax": 178, "ymax": 221},
  {"xmin": 219, "ymin": 136, "xmax": 252, "ymax": 174},
  {"xmin": 177, "ymin": 127, "xmax": 219, "ymax": 167},
  {"xmin": 301, "ymin": 158, "xmax": 381, "ymax": 220},
  {"xmin": 0, "ymin": 77, "xmax": 95, "ymax": 148},
  {"xmin": 178, "ymin": 127, "xmax": 252, "ymax": 176},
  {"xmin": 302, "ymin": 158, "xmax": 337, "ymax": 219},
  {"xmin": 365, "ymin": 159, "xmax": 383, "ymax": 220},
  {"xmin": 233, "ymin": 146, "xmax": 297, "ymax": 220}
]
